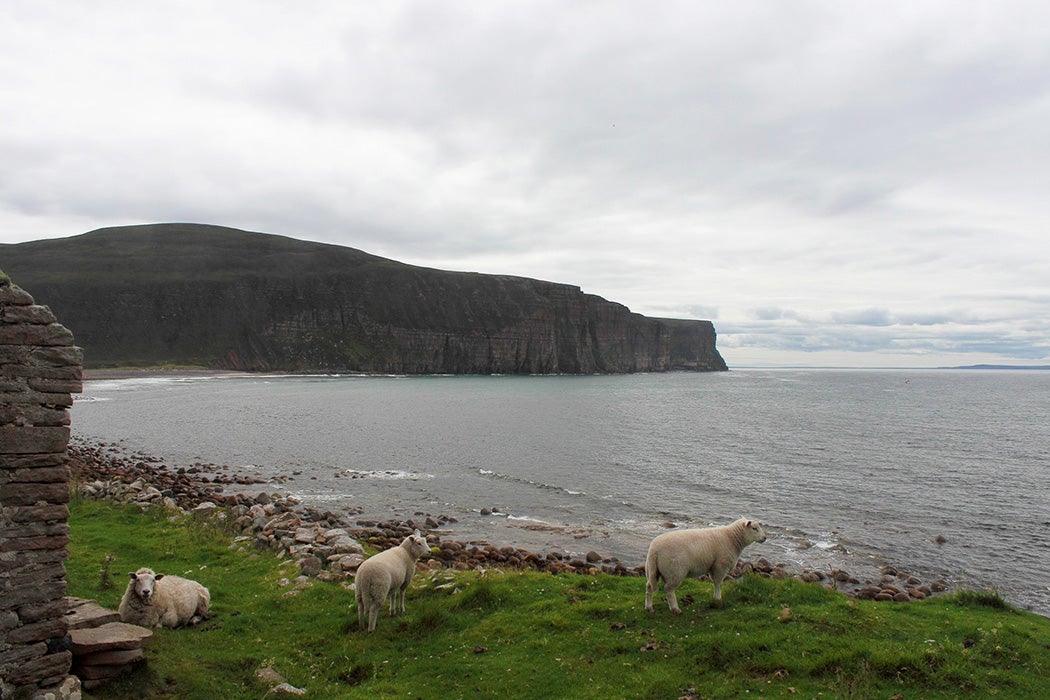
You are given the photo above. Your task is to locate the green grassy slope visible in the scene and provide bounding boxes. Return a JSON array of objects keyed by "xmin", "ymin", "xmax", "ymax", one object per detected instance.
[{"xmin": 67, "ymin": 499, "xmax": 1050, "ymax": 699}]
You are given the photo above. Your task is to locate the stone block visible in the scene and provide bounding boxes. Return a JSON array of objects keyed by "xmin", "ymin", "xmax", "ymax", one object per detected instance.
[
  {"xmin": 0, "ymin": 364, "xmax": 82, "ymax": 380},
  {"xmin": 68, "ymin": 622, "xmax": 153, "ymax": 654},
  {"xmin": 0, "ymin": 453, "xmax": 66, "ymax": 470},
  {"xmin": 16, "ymin": 597, "xmax": 69, "ymax": 625},
  {"xmin": 0, "ymin": 519, "xmax": 70, "ymax": 539},
  {"xmin": 4, "ymin": 650, "xmax": 71, "ymax": 686},
  {"xmin": 5, "ymin": 504, "xmax": 71, "ymax": 524},
  {"xmin": 0, "ymin": 642, "xmax": 47, "ymax": 673},
  {"xmin": 0, "ymin": 285, "xmax": 34, "ymax": 304},
  {"xmin": 64, "ymin": 598, "xmax": 121, "ymax": 630},
  {"xmin": 0, "ymin": 480, "xmax": 71, "ymax": 506},
  {"xmin": 28, "ymin": 346, "xmax": 83, "ymax": 367},
  {"xmin": 6, "ymin": 617, "xmax": 67, "ymax": 644},
  {"xmin": 0, "ymin": 404, "xmax": 71, "ymax": 427},
  {"xmin": 0, "ymin": 532, "xmax": 71, "ymax": 552},
  {"xmin": 0, "ymin": 465, "xmax": 72, "ymax": 486},
  {"xmin": 2, "ymin": 562, "xmax": 68, "ymax": 591},
  {"xmin": 0, "ymin": 426, "xmax": 71, "ymax": 455},
  {"xmin": 0, "ymin": 305, "xmax": 56, "ymax": 325},
  {"xmin": 0, "ymin": 323, "xmax": 75, "ymax": 347},
  {"xmin": 27, "ymin": 377, "xmax": 83, "ymax": 395},
  {"xmin": 0, "ymin": 546, "xmax": 69, "ymax": 574}
]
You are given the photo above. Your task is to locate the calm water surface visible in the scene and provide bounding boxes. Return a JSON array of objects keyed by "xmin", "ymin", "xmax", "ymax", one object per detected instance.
[{"xmin": 71, "ymin": 369, "xmax": 1050, "ymax": 616}]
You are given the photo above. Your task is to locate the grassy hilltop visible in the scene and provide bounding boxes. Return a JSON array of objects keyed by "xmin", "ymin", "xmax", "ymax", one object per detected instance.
[{"xmin": 66, "ymin": 499, "xmax": 1050, "ymax": 699}]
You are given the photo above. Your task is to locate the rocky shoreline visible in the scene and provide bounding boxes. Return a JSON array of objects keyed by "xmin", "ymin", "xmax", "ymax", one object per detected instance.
[{"xmin": 66, "ymin": 438, "xmax": 950, "ymax": 603}]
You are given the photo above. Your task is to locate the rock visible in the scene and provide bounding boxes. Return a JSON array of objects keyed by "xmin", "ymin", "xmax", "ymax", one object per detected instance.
[
  {"xmin": 64, "ymin": 598, "xmax": 120, "ymax": 630},
  {"xmin": 191, "ymin": 502, "xmax": 218, "ymax": 520},
  {"xmin": 273, "ymin": 682, "xmax": 307, "ymax": 695},
  {"xmin": 855, "ymin": 587, "xmax": 882, "ymax": 600},
  {"xmin": 585, "ymin": 551, "xmax": 601, "ymax": 563},
  {"xmin": 256, "ymin": 667, "xmax": 286, "ymax": 684},
  {"xmin": 296, "ymin": 557, "xmax": 323, "ymax": 577},
  {"xmin": 68, "ymin": 622, "xmax": 152, "ymax": 654},
  {"xmin": 69, "ymin": 619, "xmax": 152, "ymax": 691}
]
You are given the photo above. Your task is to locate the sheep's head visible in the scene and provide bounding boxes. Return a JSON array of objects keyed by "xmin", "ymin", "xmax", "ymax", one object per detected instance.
[
  {"xmin": 403, "ymin": 530, "xmax": 429, "ymax": 559},
  {"xmin": 127, "ymin": 568, "xmax": 165, "ymax": 603},
  {"xmin": 742, "ymin": 519, "xmax": 768, "ymax": 544}
]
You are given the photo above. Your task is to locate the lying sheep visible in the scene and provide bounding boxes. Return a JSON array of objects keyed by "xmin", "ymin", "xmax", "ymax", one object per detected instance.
[
  {"xmin": 119, "ymin": 567, "xmax": 211, "ymax": 628},
  {"xmin": 645, "ymin": 518, "xmax": 767, "ymax": 615},
  {"xmin": 355, "ymin": 530, "xmax": 430, "ymax": 632}
]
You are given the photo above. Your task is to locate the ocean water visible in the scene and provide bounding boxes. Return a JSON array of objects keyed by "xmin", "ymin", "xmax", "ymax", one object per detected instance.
[{"xmin": 71, "ymin": 369, "xmax": 1050, "ymax": 616}]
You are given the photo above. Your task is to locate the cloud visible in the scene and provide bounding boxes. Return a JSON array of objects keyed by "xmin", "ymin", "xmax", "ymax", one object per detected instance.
[{"xmin": 2, "ymin": 1, "xmax": 1049, "ymax": 366}]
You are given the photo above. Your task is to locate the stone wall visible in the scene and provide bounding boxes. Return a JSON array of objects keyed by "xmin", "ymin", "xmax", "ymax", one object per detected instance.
[{"xmin": 0, "ymin": 275, "xmax": 82, "ymax": 699}]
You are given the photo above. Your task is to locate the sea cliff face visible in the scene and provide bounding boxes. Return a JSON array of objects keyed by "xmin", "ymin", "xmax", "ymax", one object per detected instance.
[{"xmin": 0, "ymin": 223, "xmax": 727, "ymax": 374}]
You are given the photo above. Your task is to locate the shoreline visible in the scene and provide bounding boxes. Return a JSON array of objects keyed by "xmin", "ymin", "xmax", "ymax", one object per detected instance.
[
  {"xmin": 66, "ymin": 437, "xmax": 953, "ymax": 603},
  {"xmin": 82, "ymin": 368, "xmax": 256, "ymax": 380}
]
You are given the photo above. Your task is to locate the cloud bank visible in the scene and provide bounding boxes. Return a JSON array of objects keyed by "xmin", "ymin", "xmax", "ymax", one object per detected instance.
[{"xmin": 2, "ymin": 1, "xmax": 1048, "ymax": 366}]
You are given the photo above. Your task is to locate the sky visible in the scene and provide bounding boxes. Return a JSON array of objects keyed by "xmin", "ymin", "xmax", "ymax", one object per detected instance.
[{"xmin": 2, "ymin": 1, "xmax": 1048, "ymax": 368}]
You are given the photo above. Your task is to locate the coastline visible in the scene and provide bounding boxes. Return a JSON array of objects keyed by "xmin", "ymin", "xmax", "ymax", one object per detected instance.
[
  {"xmin": 66, "ymin": 437, "xmax": 953, "ymax": 604},
  {"xmin": 82, "ymin": 368, "xmax": 256, "ymax": 380}
]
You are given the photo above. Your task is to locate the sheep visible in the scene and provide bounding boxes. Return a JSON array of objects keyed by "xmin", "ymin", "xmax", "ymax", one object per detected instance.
[
  {"xmin": 354, "ymin": 530, "xmax": 430, "ymax": 632},
  {"xmin": 645, "ymin": 518, "xmax": 768, "ymax": 615},
  {"xmin": 119, "ymin": 567, "xmax": 211, "ymax": 628}
]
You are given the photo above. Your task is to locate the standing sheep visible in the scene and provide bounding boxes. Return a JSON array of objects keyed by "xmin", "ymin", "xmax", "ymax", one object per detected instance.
[
  {"xmin": 355, "ymin": 530, "xmax": 430, "ymax": 632},
  {"xmin": 119, "ymin": 567, "xmax": 211, "ymax": 628},
  {"xmin": 645, "ymin": 518, "xmax": 767, "ymax": 615}
]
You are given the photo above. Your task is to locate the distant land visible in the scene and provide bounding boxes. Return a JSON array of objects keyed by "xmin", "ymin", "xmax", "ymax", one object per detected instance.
[
  {"xmin": 945, "ymin": 364, "xmax": 1050, "ymax": 370},
  {"xmin": 0, "ymin": 223, "xmax": 727, "ymax": 375}
]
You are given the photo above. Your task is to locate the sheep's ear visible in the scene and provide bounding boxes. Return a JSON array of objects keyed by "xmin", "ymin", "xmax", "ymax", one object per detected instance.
[
  {"xmin": 128, "ymin": 572, "xmax": 137, "ymax": 580},
  {"xmin": 744, "ymin": 520, "xmax": 753, "ymax": 528},
  {"xmin": 155, "ymin": 574, "xmax": 165, "ymax": 580}
]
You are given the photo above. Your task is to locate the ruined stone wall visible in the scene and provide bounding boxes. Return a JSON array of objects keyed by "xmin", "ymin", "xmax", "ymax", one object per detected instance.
[{"xmin": 0, "ymin": 275, "xmax": 82, "ymax": 698}]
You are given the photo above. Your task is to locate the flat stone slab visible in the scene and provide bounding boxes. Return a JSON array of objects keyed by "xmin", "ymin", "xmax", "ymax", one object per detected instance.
[
  {"xmin": 65, "ymin": 597, "xmax": 121, "ymax": 630},
  {"xmin": 69, "ymin": 622, "xmax": 153, "ymax": 654}
]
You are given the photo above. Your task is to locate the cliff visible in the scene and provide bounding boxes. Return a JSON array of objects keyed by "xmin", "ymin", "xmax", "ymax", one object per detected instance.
[{"xmin": 0, "ymin": 223, "xmax": 727, "ymax": 374}]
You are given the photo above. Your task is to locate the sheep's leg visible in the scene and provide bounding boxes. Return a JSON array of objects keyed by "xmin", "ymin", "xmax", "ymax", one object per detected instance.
[
  {"xmin": 711, "ymin": 564, "xmax": 728, "ymax": 603},
  {"xmin": 388, "ymin": 590, "xmax": 398, "ymax": 616},
  {"xmin": 644, "ymin": 577, "xmax": 656, "ymax": 613},
  {"xmin": 664, "ymin": 579, "xmax": 682, "ymax": 615},
  {"xmin": 367, "ymin": 605, "xmax": 378, "ymax": 633},
  {"xmin": 357, "ymin": 595, "xmax": 366, "ymax": 629},
  {"xmin": 397, "ymin": 584, "xmax": 408, "ymax": 614}
]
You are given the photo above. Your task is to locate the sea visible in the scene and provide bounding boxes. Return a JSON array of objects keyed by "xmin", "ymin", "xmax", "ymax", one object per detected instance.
[{"xmin": 70, "ymin": 369, "xmax": 1050, "ymax": 617}]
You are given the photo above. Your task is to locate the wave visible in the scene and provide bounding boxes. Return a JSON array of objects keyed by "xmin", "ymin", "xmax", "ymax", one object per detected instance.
[
  {"xmin": 338, "ymin": 468, "xmax": 433, "ymax": 481},
  {"xmin": 477, "ymin": 467, "xmax": 587, "ymax": 499}
]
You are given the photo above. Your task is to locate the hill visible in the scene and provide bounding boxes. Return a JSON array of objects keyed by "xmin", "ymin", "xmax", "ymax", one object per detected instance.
[
  {"xmin": 66, "ymin": 497, "xmax": 1050, "ymax": 699},
  {"xmin": 0, "ymin": 223, "xmax": 727, "ymax": 374}
]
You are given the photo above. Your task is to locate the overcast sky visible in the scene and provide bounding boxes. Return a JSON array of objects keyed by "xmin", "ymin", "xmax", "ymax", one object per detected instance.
[{"xmin": 2, "ymin": 1, "xmax": 1048, "ymax": 367}]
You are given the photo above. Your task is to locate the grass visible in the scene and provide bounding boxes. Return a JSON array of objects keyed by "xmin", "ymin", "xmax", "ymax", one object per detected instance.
[{"xmin": 67, "ymin": 499, "xmax": 1050, "ymax": 699}]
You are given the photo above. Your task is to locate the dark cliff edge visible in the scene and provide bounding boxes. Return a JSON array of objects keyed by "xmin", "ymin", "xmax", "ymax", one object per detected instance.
[{"xmin": 1, "ymin": 223, "xmax": 728, "ymax": 374}]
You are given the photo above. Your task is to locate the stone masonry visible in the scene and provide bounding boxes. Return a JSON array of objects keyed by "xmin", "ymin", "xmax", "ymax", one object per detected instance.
[{"xmin": 1, "ymin": 274, "xmax": 83, "ymax": 699}]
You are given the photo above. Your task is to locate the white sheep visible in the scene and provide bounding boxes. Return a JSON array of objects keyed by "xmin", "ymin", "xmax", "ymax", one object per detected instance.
[
  {"xmin": 645, "ymin": 518, "xmax": 767, "ymax": 615},
  {"xmin": 354, "ymin": 530, "xmax": 430, "ymax": 632},
  {"xmin": 118, "ymin": 567, "xmax": 211, "ymax": 628}
]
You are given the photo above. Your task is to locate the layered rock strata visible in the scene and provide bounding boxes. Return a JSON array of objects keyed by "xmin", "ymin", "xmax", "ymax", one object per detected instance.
[{"xmin": 1, "ymin": 224, "xmax": 727, "ymax": 374}]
